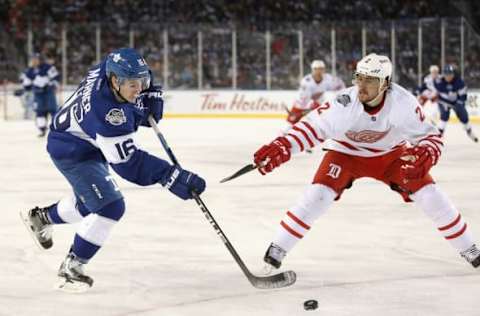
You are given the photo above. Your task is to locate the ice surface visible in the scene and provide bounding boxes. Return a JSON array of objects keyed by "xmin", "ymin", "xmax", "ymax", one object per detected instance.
[{"xmin": 1, "ymin": 119, "xmax": 479, "ymax": 316}]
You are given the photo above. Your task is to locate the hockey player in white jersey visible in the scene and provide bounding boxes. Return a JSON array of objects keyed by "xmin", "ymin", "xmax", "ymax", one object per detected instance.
[
  {"xmin": 20, "ymin": 48, "xmax": 206, "ymax": 292},
  {"xmin": 417, "ymin": 65, "xmax": 440, "ymax": 106},
  {"xmin": 253, "ymin": 53, "xmax": 480, "ymax": 271},
  {"xmin": 285, "ymin": 60, "xmax": 345, "ymax": 126}
]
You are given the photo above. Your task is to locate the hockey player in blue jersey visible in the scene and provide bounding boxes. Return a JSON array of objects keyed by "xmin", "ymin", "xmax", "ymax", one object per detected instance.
[
  {"xmin": 20, "ymin": 48, "xmax": 206, "ymax": 292},
  {"xmin": 434, "ymin": 64, "xmax": 478, "ymax": 142},
  {"xmin": 20, "ymin": 53, "xmax": 59, "ymax": 137}
]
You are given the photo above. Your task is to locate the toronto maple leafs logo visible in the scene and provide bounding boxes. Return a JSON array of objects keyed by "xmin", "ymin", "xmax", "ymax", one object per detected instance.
[{"xmin": 112, "ymin": 53, "xmax": 123, "ymax": 63}]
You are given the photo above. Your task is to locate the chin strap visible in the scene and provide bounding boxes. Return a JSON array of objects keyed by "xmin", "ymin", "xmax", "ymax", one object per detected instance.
[
  {"xmin": 109, "ymin": 76, "xmax": 130, "ymax": 103},
  {"xmin": 366, "ymin": 79, "xmax": 390, "ymax": 107}
]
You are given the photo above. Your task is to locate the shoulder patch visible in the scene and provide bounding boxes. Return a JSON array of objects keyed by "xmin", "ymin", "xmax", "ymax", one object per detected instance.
[
  {"xmin": 105, "ymin": 108, "xmax": 127, "ymax": 126},
  {"xmin": 336, "ymin": 94, "xmax": 351, "ymax": 107}
]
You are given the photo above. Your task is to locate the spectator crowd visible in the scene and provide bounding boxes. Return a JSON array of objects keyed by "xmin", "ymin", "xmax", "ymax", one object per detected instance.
[{"xmin": 1, "ymin": 0, "xmax": 479, "ymax": 90}]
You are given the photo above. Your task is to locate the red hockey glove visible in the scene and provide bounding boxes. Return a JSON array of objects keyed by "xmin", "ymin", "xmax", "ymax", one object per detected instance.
[
  {"xmin": 400, "ymin": 146, "xmax": 437, "ymax": 180},
  {"xmin": 254, "ymin": 137, "xmax": 292, "ymax": 175},
  {"xmin": 286, "ymin": 107, "xmax": 305, "ymax": 125},
  {"xmin": 308, "ymin": 100, "xmax": 321, "ymax": 111}
]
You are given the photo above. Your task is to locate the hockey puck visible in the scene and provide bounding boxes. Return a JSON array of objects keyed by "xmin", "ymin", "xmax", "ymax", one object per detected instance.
[{"xmin": 304, "ymin": 299, "xmax": 318, "ymax": 311}]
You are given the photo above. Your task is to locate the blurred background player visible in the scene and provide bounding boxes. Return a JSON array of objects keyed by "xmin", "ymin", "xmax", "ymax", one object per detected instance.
[
  {"xmin": 253, "ymin": 53, "xmax": 480, "ymax": 273},
  {"xmin": 417, "ymin": 65, "xmax": 440, "ymax": 106},
  {"xmin": 416, "ymin": 65, "xmax": 440, "ymax": 123},
  {"xmin": 20, "ymin": 53, "xmax": 60, "ymax": 137},
  {"xmin": 434, "ymin": 64, "xmax": 478, "ymax": 142},
  {"xmin": 285, "ymin": 59, "xmax": 345, "ymax": 128},
  {"xmin": 20, "ymin": 48, "xmax": 206, "ymax": 292}
]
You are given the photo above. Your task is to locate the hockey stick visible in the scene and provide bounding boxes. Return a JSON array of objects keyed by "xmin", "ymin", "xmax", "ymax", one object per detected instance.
[
  {"xmin": 148, "ymin": 116, "xmax": 296, "ymax": 289},
  {"xmin": 220, "ymin": 163, "xmax": 258, "ymax": 183}
]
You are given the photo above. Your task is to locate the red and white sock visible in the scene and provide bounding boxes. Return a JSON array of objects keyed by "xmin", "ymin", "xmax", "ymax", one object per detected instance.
[
  {"xmin": 272, "ymin": 184, "xmax": 336, "ymax": 252},
  {"xmin": 412, "ymin": 184, "xmax": 475, "ymax": 252}
]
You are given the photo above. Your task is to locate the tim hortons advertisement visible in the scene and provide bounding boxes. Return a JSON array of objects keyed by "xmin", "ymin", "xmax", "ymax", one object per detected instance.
[
  {"xmin": 2, "ymin": 87, "xmax": 480, "ymax": 120},
  {"xmin": 160, "ymin": 90, "xmax": 300, "ymax": 118}
]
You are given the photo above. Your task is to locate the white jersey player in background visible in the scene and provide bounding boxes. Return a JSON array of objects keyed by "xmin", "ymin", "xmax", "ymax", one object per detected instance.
[
  {"xmin": 253, "ymin": 53, "xmax": 480, "ymax": 272},
  {"xmin": 285, "ymin": 60, "xmax": 345, "ymax": 127},
  {"xmin": 417, "ymin": 65, "xmax": 440, "ymax": 123}
]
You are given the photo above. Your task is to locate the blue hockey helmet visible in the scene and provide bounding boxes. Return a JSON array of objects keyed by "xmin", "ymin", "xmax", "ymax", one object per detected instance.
[
  {"xmin": 443, "ymin": 64, "xmax": 455, "ymax": 75},
  {"xmin": 106, "ymin": 48, "xmax": 151, "ymax": 90}
]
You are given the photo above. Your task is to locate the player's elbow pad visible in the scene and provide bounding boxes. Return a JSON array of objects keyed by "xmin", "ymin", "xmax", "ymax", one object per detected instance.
[{"xmin": 111, "ymin": 150, "xmax": 171, "ymax": 186}]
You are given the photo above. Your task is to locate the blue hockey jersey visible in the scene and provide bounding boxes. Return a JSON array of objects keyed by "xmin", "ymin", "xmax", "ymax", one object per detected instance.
[
  {"xmin": 434, "ymin": 76, "xmax": 467, "ymax": 108},
  {"xmin": 47, "ymin": 60, "xmax": 170, "ymax": 186},
  {"xmin": 21, "ymin": 63, "xmax": 60, "ymax": 94}
]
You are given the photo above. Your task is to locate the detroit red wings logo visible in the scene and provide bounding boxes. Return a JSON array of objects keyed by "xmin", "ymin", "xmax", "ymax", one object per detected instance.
[{"xmin": 345, "ymin": 128, "xmax": 391, "ymax": 143}]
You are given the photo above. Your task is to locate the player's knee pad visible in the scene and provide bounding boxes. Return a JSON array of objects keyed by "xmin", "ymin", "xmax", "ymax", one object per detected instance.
[
  {"xmin": 411, "ymin": 184, "xmax": 456, "ymax": 224},
  {"xmin": 291, "ymin": 184, "xmax": 336, "ymax": 224},
  {"xmin": 96, "ymin": 198, "xmax": 125, "ymax": 221}
]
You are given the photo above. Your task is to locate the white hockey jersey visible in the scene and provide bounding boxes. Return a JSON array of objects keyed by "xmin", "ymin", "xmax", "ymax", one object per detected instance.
[
  {"xmin": 284, "ymin": 83, "xmax": 443, "ymax": 159},
  {"xmin": 294, "ymin": 73, "xmax": 345, "ymax": 110},
  {"xmin": 420, "ymin": 74, "xmax": 439, "ymax": 100}
]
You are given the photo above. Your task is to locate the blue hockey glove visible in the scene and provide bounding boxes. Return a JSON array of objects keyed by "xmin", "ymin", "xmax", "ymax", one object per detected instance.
[
  {"xmin": 139, "ymin": 85, "xmax": 164, "ymax": 127},
  {"xmin": 161, "ymin": 166, "xmax": 206, "ymax": 200}
]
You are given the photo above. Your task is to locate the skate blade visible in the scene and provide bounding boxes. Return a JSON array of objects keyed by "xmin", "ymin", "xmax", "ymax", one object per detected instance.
[
  {"xmin": 260, "ymin": 264, "xmax": 274, "ymax": 276},
  {"xmin": 19, "ymin": 211, "xmax": 50, "ymax": 251},
  {"xmin": 55, "ymin": 277, "xmax": 92, "ymax": 293}
]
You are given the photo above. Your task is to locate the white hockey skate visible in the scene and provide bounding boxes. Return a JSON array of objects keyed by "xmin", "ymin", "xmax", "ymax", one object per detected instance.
[
  {"xmin": 56, "ymin": 250, "xmax": 94, "ymax": 293},
  {"xmin": 263, "ymin": 243, "xmax": 287, "ymax": 272},
  {"xmin": 460, "ymin": 244, "xmax": 480, "ymax": 268},
  {"xmin": 20, "ymin": 206, "xmax": 53, "ymax": 250}
]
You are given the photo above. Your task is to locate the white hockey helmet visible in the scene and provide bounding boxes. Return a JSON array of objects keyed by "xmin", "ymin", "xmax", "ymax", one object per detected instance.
[
  {"xmin": 429, "ymin": 65, "xmax": 439, "ymax": 73},
  {"xmin": 355, "ymin": 53, "xmax": 392, "ymax": 88},
  {"xmin": 311, "ymin": 60, "xmax": 325, "ymax": 70}
]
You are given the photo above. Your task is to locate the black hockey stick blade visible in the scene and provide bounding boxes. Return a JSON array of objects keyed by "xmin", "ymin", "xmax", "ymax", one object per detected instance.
[
  {"xmin": 247, "ymin": 270, "xmax": 297, "ymax": 289},
  {"xmin": 220, "ymin": 163, "xmax": 257, "ymax": 183}
]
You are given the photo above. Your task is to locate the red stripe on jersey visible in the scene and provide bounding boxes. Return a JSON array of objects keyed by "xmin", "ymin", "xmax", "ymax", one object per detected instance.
[
  {"xmin": 287, "ymin": 211, "xmax": 311, "ymax": 230},
  {"xmin": 280, "ymin": 221, "xmax": 303, "ymax": 239},
  {"xmin": 391, "ymin": 141, "xmax": 406, "ymax": 150},
  {"xmin": 334, "ymin": 140, "xmax": 359, "ymax": 151},
  {"xmin": 445, "ymin": 223, "xmax": 467, "ymax": 240},
  {"xmin": 420, "ymin": 136, "xmax": 444, "ymax": 150},
  {"xmin": 420, "ymin": 137, "xmax": 442, "ymax": 152},
  {"xmin": 287, "ymin": 133, "xmax": 304, "ymax": 151},
  {"xmin": 301, "ymin": 121, "xmax": 324, "ymax": 143},
  {"xmin": 422, "ymin": 142, "xmax": 441, "ymax": 156},
  {"xmin": 358, "ymin": 146, "xmax": 385, "ymax": 153},
  {"xmin": 293, "ymin": 126, "xmax": 314, "ymax": 148},
  {"xmin": 438, "ymin": 214, "xmax": 461, "ymax": 231}
]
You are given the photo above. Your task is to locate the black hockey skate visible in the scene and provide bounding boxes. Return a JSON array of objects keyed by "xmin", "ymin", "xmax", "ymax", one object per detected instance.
[
  {"xmin": 460, "ymin": 244, "xmax": 480, "ymax": 268},
  {"xmin": 466, "ymin": 129, "xmax": 478, "ymax": 143},
  {"xmin": 56, "ymin": 250, "xmax": 94, "ymax": 293},
  {"xmin": 20, "ymin": 206, "xmax": 53, "ymax": 250},
  {"xmin": 264, "ymin": 243, "xmax": 287, "ymax": 269}
]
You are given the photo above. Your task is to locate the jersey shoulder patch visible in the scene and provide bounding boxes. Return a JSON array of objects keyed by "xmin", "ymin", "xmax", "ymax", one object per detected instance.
[
  {"xmin": 105, "ymin": 108, "xmax": 127, "ymax": 126},
  {"xmin": 335, "ymin": 94, "xmax": 351, "ymax": 107}
]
